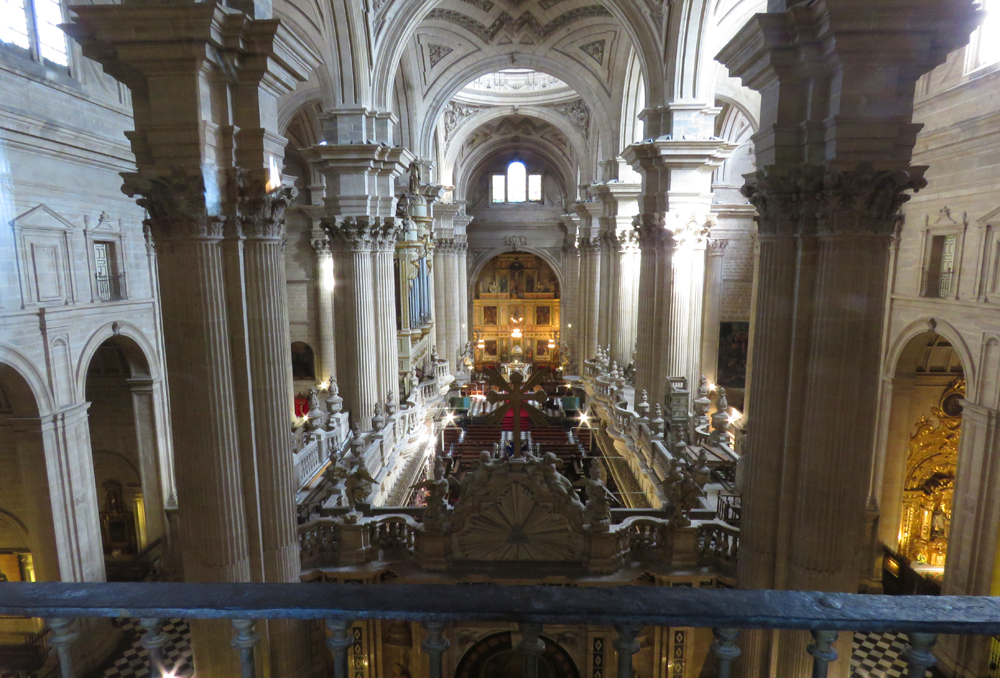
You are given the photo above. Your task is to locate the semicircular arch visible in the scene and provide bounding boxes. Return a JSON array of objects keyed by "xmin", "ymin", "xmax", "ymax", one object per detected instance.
[
  {"xmin": 74, "ymin": 323, "xmax": 162, "ymax": 404},
  {"xmin": 457, "ymin": 136, "xmax": 575, "ymax": 205},
  {"xmin": 886, "ymin": 318, "xmax": 976, "ymax": 396}
]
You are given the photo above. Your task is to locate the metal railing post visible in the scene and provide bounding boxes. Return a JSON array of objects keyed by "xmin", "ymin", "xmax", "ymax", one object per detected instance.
[
  {"xmin": 48, "ymin": 618, "xmax": 79, "ymax": 678},
  {"xmin": 613, "ymin": 624, "xmax": 641, "ymax": 678},
  {"xmin": 903, "ymin": 632, "xmax": 937, "ymax": 678},
  {"xmin": 231, "ymin": 619, "xmax": 261, "ymax": 678},
  {"xmin": 807, "ymin": 630, "xmax": 838, "ymax": 678},
  {"xmin": 517, "ymin": 622, "xmax": 545, "ymax": 678},
  {"xmin": 139, "ymin": 618, "xmax": 168, "ymax": 677},
  {"xmin": 421, "ymin": 622, "xmax": 451, "ymax": 678},
  {"xmin": 327, "ymin": 619, "xmax": 354, "ymax": 678},
  {"xmin": 710, "ymin": 628, "xmax": 740, "ymax": 678}
]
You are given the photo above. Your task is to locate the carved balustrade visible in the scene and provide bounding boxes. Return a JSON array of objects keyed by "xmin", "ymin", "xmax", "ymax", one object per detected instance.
[
  {"xmin": 697, "ymin": 522, "xmax": 740, "ymax": 571},
  {"xmin": 6, "ymin": 582, "xmax": 997, "ymax": 678}
]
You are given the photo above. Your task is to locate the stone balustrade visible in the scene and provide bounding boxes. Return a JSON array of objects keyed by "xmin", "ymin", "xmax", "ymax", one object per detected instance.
[{"xmin": 4, "ymin": 582, "xmax": 998, "ymax": 678}]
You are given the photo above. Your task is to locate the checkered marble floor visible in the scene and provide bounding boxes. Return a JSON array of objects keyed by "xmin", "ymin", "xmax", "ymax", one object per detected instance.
[
  {"xmin": 852, "ymin": 632, "xmax": 933, "ymax": 678},
  {"xmin": 87, "ymin": 619, "xmax": 193, "ymax": 678}
]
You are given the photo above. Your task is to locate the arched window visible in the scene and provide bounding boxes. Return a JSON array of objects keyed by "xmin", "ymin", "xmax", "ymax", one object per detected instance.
[
  {"xmin": 290, "ymin": 342, "xmax": 316, "ymax": 380},
  {"xmin": 1, "ymin": 0, "xmax": 69, "ymax": 67},
  {"xmin": 492, "ymin": 161, "xmax": 543, "ymax": 204},
  {"xmin": 967, "ymin": 0, "xmax": 1000, "ymax": 71}
]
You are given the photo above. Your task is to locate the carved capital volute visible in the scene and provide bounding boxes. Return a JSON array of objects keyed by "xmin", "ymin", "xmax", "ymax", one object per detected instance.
[{"xmin": 123, "ymin": 169, "xmax": 224, "ymax": 241}]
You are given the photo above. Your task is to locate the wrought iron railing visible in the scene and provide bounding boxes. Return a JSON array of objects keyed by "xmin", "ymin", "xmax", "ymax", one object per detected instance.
[
  {"xmin": 1, "ymin": 583, "xmax": 999, "ymax": 678},
  {"xmin": 95, "ymin": 272, "xmax": 126, "ymax": 302},
  {"xmin": 920, "ymin": 269, "xmax": 953, "ymax": 299}
]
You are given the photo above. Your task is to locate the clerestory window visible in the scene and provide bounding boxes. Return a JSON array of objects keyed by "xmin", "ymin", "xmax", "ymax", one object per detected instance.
[
  {"xmin": 967, "ymin": 0, "xmax": 1000, "ymax": 71},
  {"xmin": 492, "ymin": 161, "xmax": 543, "ymax": 204},
  {"xmin": 1, "ymin": 0, "xmax": 69, "ymax": 68}
]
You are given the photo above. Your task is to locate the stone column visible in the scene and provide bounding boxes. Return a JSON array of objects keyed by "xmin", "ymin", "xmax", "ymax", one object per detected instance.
[
  {"xmin": 127, "ymin": 378, "xmax": 166, "ymax": 546},
  {"xmin": 937, "ymin": 401, "xmax": 1000, "ymax": 676},
  {"xmin": 311, "ymin": 231, "xmax": 337, "ymax": 384},
  {"xmin": 561, "ymin": 238, "xmax": 580, "ymax": 371},
  {"xmin": 456, "ymin": 240, "xmax": 470, "ymax": 353},
  {"xmin": 632, "ymin": 217, "xmax": 670, "ymax": 406},
  {"xmin": 326, "ymin": 219, "xmax": 379, "ymax": 430},
  {"xmin": 610, "ymin": 232, "xmax": 641, "ymax": 371},
  {"xmin": 580, "ymin": 237, "xmax": 602, "ymax": 361},
  {"xmin": 597, "ymin": 233, "xmax": 614, "ymax": 351},
  {"xmin": 874, "ymin": 378, "xmax": 915, "ymax": 551},
  {"xmin": 242, "ymin": 197, "xmax": 311, "ymax": 675},
  {"xmin": 446, "ymin": 242, "xmax": 462, "ymax": 369},
  {"xmin": 434, "ymin": 239, "xmax": 450, "ymax": 361},
  {"xmin": 701, "ymin": 239, "xmax": 728, "ymax": 386},
  {"xmin": 373, "ymin": 222, "xmax": 402, "ymax": 402},
  {"xmin": 718, "ymin": 4, "xmax": 978, "ymax": 674}
]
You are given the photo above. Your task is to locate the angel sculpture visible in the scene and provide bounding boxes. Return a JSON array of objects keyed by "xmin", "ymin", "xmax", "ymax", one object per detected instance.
[
  {"xmin": 344, "ymin": 455, "xmax": 377, "ymax": 511},
  {"xmin": 573, "ymin": 462, "xmax": 614, "ymax": 530},
  {"xmin": 411, "ymin": 459, "xmax": 460, "ymax": 529},
  {"xmin": 668, "ymin": 465, "xmax": 704, "ymax": 528},
  {"xmin": 539, "ymin": 452, "xmax": 576, "ymax": 499}
]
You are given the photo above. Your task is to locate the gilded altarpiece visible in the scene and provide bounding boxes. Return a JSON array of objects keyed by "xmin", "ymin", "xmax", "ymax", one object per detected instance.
[
  {"xmin": 473, "ymin": 253, "xmax": 560, "ymax": 368},
  {"xmin": 899, "ymin": 379, "xmax": 964, "ymax": 570}
]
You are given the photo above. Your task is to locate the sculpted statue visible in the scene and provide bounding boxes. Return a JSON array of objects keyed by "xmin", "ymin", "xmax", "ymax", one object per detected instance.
[
  {"xmin": 307, "ymin": 387, "xmax": 321, "ymax": 414},
  {"xmin": 412, "ymin": 458, "xmax": 459, "ymax": 530},
  {"xmin": 344, "ymin": 453, "xmax": 377, "ymax": 510},
  {"xmin": 408, "ymin": 161, "xmax": 422, "ymax": 195},
  {"xmin": 573, "ymin": 462, "xmax": 614, "ymax": 530},
  {"xmin": 537, "ymin": 452, "xmax": 576, "ymax": 499}
]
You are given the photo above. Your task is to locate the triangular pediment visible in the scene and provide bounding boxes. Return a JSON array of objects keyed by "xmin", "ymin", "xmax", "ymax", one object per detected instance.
[{"xmin": 10, "ymin": 204, "xmax": 76, "ymax": 231}]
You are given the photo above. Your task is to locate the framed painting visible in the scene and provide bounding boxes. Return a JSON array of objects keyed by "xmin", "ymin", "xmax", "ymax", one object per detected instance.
[
  {"xmin": 535, "ymin": 305, "xmax": 550, "ymax": 325},
  {"xmin": 483, "ymin": 306, "xmax": 498, "ymax": 325}
]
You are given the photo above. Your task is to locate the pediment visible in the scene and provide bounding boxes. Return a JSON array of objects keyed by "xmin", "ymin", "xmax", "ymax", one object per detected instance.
[{"xmin": 10, "ymin": 204, "xmax": 77, "ymax": 232}]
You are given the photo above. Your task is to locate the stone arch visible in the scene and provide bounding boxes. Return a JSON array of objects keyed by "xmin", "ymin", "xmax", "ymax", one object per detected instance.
[
  {"xmin": 885, "ymin": 318, "xmax": 976, "ymax": 396},
  {"xmin": 457, "ymin": 135, "xmax": 576, "ymax": 207},
  {"xmin": 454, "ymin": 631, "xmax": 581, "ymax": 678},
  {"xmin": 443, "ymin": 107, "xmax": 589, "ymax": 192},
  {"xmin": 372, "ymin": 0, "xmax": 664, "ymax": 114},
  {"xmin": 416, "ymin": 54, "xmax": 615, "ymax": 162},
  {"xmin": 468, "ymin": 248, "xmax": 565, "ymax": 299},
  {"xmin": 74, "ymin": 322, "xmax": 160, "ymax": 404},
  {"xmin": 0, "ymin": 346, "xmax": 51, "ymax": 416},
  {"xmin": 0, "ymin": 509, "xmax": 29, "ymax": 548}
]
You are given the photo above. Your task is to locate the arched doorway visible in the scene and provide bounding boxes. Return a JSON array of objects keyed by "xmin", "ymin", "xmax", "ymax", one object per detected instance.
[
  {"xmin": 84, "ymin": 337, "xmax": 166, "ymax": 580},
  {"xmin": 472, "ymin": 253, "xmax": 561, "ymax": 370},
  {"xmin": 454, "ymin": 631, "xmax": 580, "ymax": 678},
  {"xmin": 878, "ymin": 331, "xmax": 965, "ymax": 587}
]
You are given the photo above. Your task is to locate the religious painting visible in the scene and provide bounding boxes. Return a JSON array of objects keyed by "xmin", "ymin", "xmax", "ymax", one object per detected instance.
[
  {"xmin": 498, "ymin": 273, "xmax": 509, "ymax": 294},
  {"xmin": 535, "ymin": 306, "xmax": 550, "ymax": 326},
  {"xmin": 291, "ymin": 341, "xmax": 316, "ymax": 380},
  {"xmin": 484, "ymin": 340, "xmax": 498, "ymax": 358},
  {"xmin": 536, "ymin": 339, "xmax": 549, "ymax": 357},
  {"xmin": 510, "ymin": 306, "xmax": 523, "ymax": 324},
  {"xmin": 525, "ymin": 273, "xmax": 536, "ymax": 293},
  {"xmin": 483, "ymin": 306, "xmax": 498, "ymax": 325},
  {"xmin": 716, "ymin": 322, "xmax": 749, "ymax": 388}
]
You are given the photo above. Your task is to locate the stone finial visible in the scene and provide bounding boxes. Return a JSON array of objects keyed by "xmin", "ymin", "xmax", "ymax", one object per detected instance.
[
  {"xmin": 373, "ymin": 402, "xmax": 386, "ymax": 431},
  {"xmin": 710, "ymin": 387, "xmax": 730, "ymax": 445},
  {"xmin": 637, "ymin": 390, "xmax": 650, "ymax": 420},
  {"xmin": 325, "ymin": 378, "xmax": 344, "ymax": 414},
  {"xmin": 307, "ymin": 387, "xmax": 322, "ymax": 415},
  {"xmin": 651, "ymin": 403, "xmax": 665, "ymax": 437},
  {"xmin": 386, "ymin": 390, "xmax": 397, "ymax": 416},
  {"xmin": 431, "ymin": 344, "xmax": 440, "ymax": 362}
]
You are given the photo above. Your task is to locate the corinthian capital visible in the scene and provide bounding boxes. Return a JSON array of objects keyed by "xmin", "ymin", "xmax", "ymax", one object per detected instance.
[
  {"xmin": 123, "ymin": 169, "xmax": 224, "ymax": 240},
  {"xmin": 322, "ymin": 216, "xmax": 378, "ymax": 252},
  {"xmin": 233, "ymin": 171, "xmax": 293, "ymax": 240}
]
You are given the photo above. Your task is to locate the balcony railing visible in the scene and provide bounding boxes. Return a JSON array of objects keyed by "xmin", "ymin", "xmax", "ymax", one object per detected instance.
[
  {"xmin": 95, "ymin": 272, "xmax": 126, "ymax": 302},
  {"xmin": 2, "ymin": 582, "xmax": 999, "ymax": 678},
  {"xmin": 920, "ymin": 269, "xmax": 953, "ymax": 299}
]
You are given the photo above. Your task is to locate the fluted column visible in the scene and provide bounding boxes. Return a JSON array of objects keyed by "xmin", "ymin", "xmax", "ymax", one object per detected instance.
[
  {"xmin": 311, "ymin": 231, "xmax": 337, "ymax": 383},
  {"xmin": 243, "ymin": 198, "xmax": 310, "ymax": 675},
  {"xmin": 597, "ymin": 234, "xmax": 614, "ymax": 350},
  {"xmin": 446, "ymin": 242, "xmax": 462, "ymax": 369},
  {"xmin": 701, "ymin": 239, "xmax": 728, "ymax": 386},
  {"xmin": 663, "ymin": 219, "xmax": 710, "ymax": 396},
  {"xmin": 456, "ymin": 241, "xmax": 470, "ymax": 352},
  {"xmin": 717, "ymin": 2, "xmax": 979, "ymax": 675},
  {"xmin": 632, "ymin": 217, "xmax": 672, "ymax": 406},
  {"xmin": 434, "ymin": 239, "xmax": 450, "ymax": 362},
  {"xmin": 579, "ymin": 237, "xmax": 602, "ymax": 360},
  {"xmin": 610, "ymin": 232, "xmax": 640, "ymax": 369},
  {"xmin": 373, "ymin": 222, "xmax": 402, "ymax": 402},
  {"xmin": 561, "ymin": 240, "xmax": 580, "ymax": 370},
  {"xmin": 326, "ymin": 218, "xmax": 379, "ymax": 430}
]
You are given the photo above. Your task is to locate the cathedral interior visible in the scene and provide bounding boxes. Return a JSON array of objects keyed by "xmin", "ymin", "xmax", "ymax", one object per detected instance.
[{"xmin": 1, "ymin": 0, "xmax": 1000, "ymax": 677}]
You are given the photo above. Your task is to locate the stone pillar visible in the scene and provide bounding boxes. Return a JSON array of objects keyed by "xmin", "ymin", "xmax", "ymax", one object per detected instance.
[
  {"xmin": 561, "ymin": 238, "xmax": 580, "ymax": 371},
  {"xmin": 597, "ymin": 234, "xmax": 614, "ymax": 351},
  {"xmin": 127, "ymin": 379, "xmax": 166, "ymax": 546},
  {"xmin": 434, "ymin": 239, "xmax": 450, "ymax": 362},
  {"xmin": 311, "ymin": 231, "xmax": 337, "ymax": 384},
  {"xmin": 632, "ymin": 217, "xmax": 670, "ymax": 406},
  {"xmin": 456, "ymin": 240, "xmax": 470, "ymax": 352},
  {"xmin": 717, "ymin": 2, "xmax": 978, "ymax": 674},
  {"xmin": 874, "ymin": 378, "xmax": 915, "ymax": 551},
  {"xmin": 701, "ymin": 239, "xmax": 728, "ymax": 386},
  {"xmin": 373, "ymin": 223, "xmax": 402, "ymax": 402},
  {"xmin": 609, "ymin": 232, "xmax": 640, "ymax": 370},
  {"xmin": 937, "ymin": 401, "xmax": 1000, "ymax": 676},
  {"xmin": 579, "ymin": 237, "xmax": 602, "ymax": 361},
  {"xmin": 243, "ymin": 202, "xmax": 311, "ymax": 675},
  {"xmin": 446, "ymin": 242, "xmax": 462, "ymax": 369},
  {"xmin": 326, "ymin": 219, "xmax": 379, "ymax": 430},
  {"xmin": 665, "ymin": 219, "xmax": 710, "ymax": 397}
]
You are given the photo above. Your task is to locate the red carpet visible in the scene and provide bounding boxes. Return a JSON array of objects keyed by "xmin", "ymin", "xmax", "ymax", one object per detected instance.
[{"xmin": 501, "ymin": 409, "xmax": 531, "ymax": 431}]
